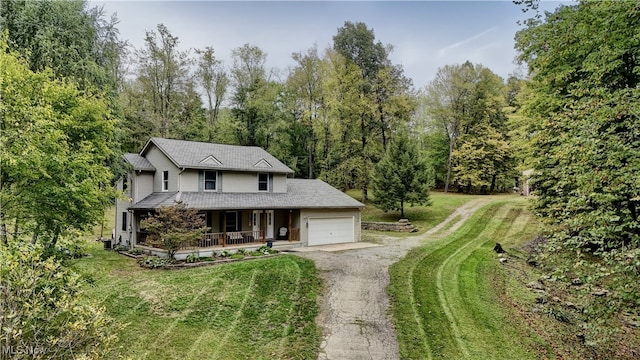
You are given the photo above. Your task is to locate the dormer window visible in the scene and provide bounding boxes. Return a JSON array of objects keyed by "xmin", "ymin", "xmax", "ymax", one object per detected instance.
[
  {"xmin": 258, "ymin": 173, "xmax": 269, "ymax": 192},
  {"xmin": 162, "ymin": 170, "xmax": 169, "ymax": 191},
  {"xmin": 204, "ymin": 170, "xmax": 217, "ymax": 191}
]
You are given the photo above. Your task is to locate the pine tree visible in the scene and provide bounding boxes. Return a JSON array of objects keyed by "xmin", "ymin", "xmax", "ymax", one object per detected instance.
[{"xmin": 372, "ymin": 130, "xmax": 433, "ymax": 217}]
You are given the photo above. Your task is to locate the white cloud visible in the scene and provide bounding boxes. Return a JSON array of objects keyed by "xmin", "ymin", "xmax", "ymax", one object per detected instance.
[{"xmin": 437, "ymin": 27, "xmax": 497, "ymax": 57}]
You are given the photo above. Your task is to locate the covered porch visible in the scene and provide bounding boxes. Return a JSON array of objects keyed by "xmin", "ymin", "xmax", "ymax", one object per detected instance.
[{"xmin": 133, "ymin": 208, "xmax": 301, "ymax": 250}]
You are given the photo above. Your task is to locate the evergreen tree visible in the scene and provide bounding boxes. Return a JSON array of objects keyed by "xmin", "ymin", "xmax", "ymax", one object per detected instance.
[{"xmin": 372, "ymin": 130, "xmax": 433, "ymax": 217}]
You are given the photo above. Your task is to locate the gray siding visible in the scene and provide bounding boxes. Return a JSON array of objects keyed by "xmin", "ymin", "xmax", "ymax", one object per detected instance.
[
  {"xmin": 146, "ymin": 146, "xmax": 179, "ymax": 192},
  {"xmin": 272, "ymin": 174, "xmax": 287, "ymax": 193},
  {"xmin": 223, "ymin": 172, "xmax": 262, "ymax": 193},
  {"xmin": 180, "ymin": 170, "xmax": 199, "ymax": 192}
]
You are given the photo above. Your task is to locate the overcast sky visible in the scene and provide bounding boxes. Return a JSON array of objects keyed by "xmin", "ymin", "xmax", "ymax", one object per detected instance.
[{"xmin": 92, "ymin": 1, "xmax": 567, "ymax": 89}]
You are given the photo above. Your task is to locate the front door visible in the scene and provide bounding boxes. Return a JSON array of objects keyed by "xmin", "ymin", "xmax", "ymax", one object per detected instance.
[{"xmin": 252, "ymin": 210, "xmax": 274, "ymax": 240}]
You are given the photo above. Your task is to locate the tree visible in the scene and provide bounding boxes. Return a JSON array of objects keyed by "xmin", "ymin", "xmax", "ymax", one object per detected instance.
[
  {"xmin": 330, "ymin": 21, "xmax": 416, "ymax": 201},
  {"xmin": 0, "ymin": 242, "xmax": 118, "ymax": 359},
  {"xmin": 515, "ymin": 1, "xmax": 640, "ymax": 345},
  {"xmin": 372, "ymin": 129, "xmax": 433, "ymax": 217},
  {"xmin": 424, "ymin": 62, "xmax": 513, "ymax": 193},
  {"xmin": 195, "ymin": 46, "xmax": 229, "ymax": 142},
  {"xmin": 229, "ymin": 44, "xmax": 282, "ymax": 148},
  {"xmin": 284, "ymin": 46, "xmax": 325, "ymax": 178},
  {"xmin": 423, "ymin": 62, "xmax": 477, "ymax": 192},
  {"xmin": 0, "ymin": 0, "xmax": 125, "ymax": 95},
  {"xmin": 515, "ymin": 0, "xmax": 640, "ymax": 252},
  {"xmin": 0, "ymin": 39, "xmax": 116, "ymax": 250},
  {"xmin": 135, "ymin": 23, "xmax": 191, "ymax": 137},
  {"xmin": 140, "ymin": 202, "xmax": 208, "ymax": 260}
]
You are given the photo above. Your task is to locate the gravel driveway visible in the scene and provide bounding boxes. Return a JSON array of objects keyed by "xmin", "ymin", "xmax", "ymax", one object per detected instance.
[{"xmin": 292, "ymin": 198, "xmax": 492, "ymax": 360}]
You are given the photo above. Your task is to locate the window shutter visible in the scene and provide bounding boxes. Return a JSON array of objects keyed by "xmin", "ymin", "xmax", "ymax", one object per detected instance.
[
  {"xmin": 198, "ymin": 171, "xmax": 203, "ymax": 191},
  {"xmin": 269, "ymin": 174, "xmax": 273, "ymax": 193},
  {"xmin": 218, "ymin": 172, "xmax": 222, "ymax": 192}
]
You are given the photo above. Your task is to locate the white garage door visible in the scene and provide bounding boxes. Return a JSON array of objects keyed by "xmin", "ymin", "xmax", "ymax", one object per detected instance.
[{"xmin": 308, "ymin": 217, "xmax": 355, "ymax": 246}]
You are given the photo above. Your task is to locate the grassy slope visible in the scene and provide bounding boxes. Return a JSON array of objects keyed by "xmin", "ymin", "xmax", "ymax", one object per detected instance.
[
  {"xmin": 73, "ymin": 241, "xmax": 321, "ymax": 360},
  {"xmin": 389, "ymin": 198, "xmax": 552, "ymax": 359},
  {"xmin": 349, "ymin": 189, "xmax": 482, "ymax": 235}
]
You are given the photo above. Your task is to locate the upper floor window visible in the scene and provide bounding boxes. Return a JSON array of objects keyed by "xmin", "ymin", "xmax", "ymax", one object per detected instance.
[
  {"xmin": 122, "ymin": 175, "xmax": 128, "ymax": 193},
  {"xmin": 258, "ymin": 173, "xmax": 269, "ymax": 191},
  {"xmin": 162, "ymin": 170, "xmax": 169, "ymax": 191},
  {"xmin": 204, "ymin": 170, "xmax": 217, "ymax": 191}
]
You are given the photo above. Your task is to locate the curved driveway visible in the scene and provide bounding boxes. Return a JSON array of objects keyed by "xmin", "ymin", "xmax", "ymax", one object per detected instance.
[{"xmin": 293, "ymin": 198, "xmax": 492, "ymax": 360}]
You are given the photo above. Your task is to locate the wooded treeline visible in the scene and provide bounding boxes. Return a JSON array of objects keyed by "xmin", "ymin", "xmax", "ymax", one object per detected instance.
[
  {"xmin": 2, "ymin": 0, "xmax": 521, "ymax": 200},
  {"xmin": 1, "ymin": 0, "xmax": 524, "ymax": 248}
]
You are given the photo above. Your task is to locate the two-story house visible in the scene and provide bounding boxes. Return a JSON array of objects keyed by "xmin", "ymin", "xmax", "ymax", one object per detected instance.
[{"xmin": 115, "ymin": 138, "xmax": 364, "ymax": 257}]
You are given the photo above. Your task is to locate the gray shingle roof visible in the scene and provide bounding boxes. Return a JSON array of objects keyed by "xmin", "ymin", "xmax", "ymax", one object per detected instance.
[
  {"xmin": 123, "ymin": 153, "xmax": 155, "ymax": 171},
  {"xmin": 129, "ymin": 179, "xmax": 364, "ymax": 210},
  {"xmin": 141, "ymin": 137, "xmax": 294, "ymax": 174}
]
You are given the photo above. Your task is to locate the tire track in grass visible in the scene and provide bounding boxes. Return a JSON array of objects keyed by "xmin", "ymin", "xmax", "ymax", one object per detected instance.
[
  {"xmin": 448, "ymin": 207, "xmax": 524, "ymax": 358},
  {"xmin": 208, "ymin": 269, "xmax": 258, "ymax": 360},
  {"xmin": 141, "ymin": 277, "xmax": 211, "ymax": 360},
  {"xmin": 406, "ymin": 252, "xmax": 435, "ymax": 360},
  {"xmin": 434, "ymin": 203, "xmax": 511, "ymax": 358},
  {"xmin": 278, "ymin": 260, "xmax": 301, "ymax": 353},
  {"xmin": 397, "ymin": 198, "xmax": 495, "ymax": 359},
  {"xmin": 185, "ymin": 282, "xmax": 228, "ymax": 359}
]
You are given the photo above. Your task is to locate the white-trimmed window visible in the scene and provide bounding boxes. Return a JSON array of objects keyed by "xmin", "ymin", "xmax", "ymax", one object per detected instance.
[
  {"xmin": 204, "ymin": 170, "xmax": 217, "ymax": 191},
  {"xmin": 258, "ymin": 173, "xmax": 269, "ymax": 192},
  {"xmin": 162, "ymin": 170, "xmax": 169, "ymax": 191}
]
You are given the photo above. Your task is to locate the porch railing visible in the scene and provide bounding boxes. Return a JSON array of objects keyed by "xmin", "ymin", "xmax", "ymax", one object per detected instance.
[
  {"xmin": 139, "ymin": 228, "xmax": 300, "ymax": 250},
  {"xmin": 187, "ymin": 228, "xmax": 300, "ymax": 249}
]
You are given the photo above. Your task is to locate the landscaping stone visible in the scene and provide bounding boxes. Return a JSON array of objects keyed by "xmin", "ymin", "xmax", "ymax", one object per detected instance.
[
  {"xmin": 361, "ymin": 219, "xmax": 417, "ymax": 232},
  {"xmin": 591, "ymin": 289, "xmax": 610, "ymax": 297},
  {"xmin": 527, "ymin": 281, "xmax": 545, "ymax": 290}
]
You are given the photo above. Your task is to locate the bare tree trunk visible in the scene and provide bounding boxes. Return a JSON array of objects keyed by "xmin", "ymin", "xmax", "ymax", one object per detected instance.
[{"xmin": 444, "ymin": 139, "xmax": 454, "ymax": 193}]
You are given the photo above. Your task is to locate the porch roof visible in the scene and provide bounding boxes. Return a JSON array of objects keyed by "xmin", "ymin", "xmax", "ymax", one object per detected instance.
[
  {"xmin": 123, "ymin": 153, "xmax": 155, "ymax": 171},
  {"xmin": 128, "ymin": 179, "xmax": 365, "ymax": 210}
]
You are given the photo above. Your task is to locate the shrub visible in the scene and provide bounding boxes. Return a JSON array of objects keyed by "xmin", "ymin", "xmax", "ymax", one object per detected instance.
[
  {"xmin": 257, "ymin": 245, "xmax": 278, "ymax": 255},
  {"xmin": 113, "ymin": 245, "xmax": 128, "ymax": 252},
  {"xmin": 128, "ymin": 247, "xmax": 144, "ymax": 256},
  {"xmin": 140, "ymin": 202, "xmax": 208, "ymax": 260},
  {"xmin": 137, "ymin": 255, "xmax": 172, "ymax": 269},
  {"xmin": 185, "ymin": 253, "xmax": 199, "ymax": 263},
  {"xmin": 0, "ymin": 242, "xmax": 118, "ymax": 359}
]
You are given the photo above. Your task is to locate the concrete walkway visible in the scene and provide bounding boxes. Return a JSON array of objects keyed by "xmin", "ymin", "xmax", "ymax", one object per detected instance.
[{"xmin": 293, "ymin": 198, "xmax": 493, "ymax": 360}]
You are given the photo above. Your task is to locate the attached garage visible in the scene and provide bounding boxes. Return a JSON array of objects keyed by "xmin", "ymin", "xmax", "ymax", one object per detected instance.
[{"xmin": 307, "ymin": 216, "xmax": 355, "ymax": 246}]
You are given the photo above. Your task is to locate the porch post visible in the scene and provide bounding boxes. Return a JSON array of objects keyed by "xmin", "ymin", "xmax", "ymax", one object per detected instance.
[
  {"xmin": 288, "ymin": 210, "xmax": 292, "ymax": 242},
  {"xmin": 261, "ymin": 210, "xmax": 266, "ymax": 243},
  {"xmin": 222, "ymin": 212, "xmax": 227, "ymax": 247}
]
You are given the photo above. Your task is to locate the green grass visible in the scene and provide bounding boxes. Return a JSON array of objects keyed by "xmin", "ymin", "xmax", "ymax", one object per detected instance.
[
  {"xmin": 388, "ymin": 198, "xmax": 551, "ymax": 359},
  {"xmin": 348, "ymin": 189, "xmax": 482, "ymax": 235},
  {"xmin": 72, "ymin": 241, "xmax": 321, "ymax": 360}
]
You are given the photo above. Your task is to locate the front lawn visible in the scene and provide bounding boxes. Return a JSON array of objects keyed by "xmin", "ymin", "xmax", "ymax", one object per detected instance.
[{"xmin": 73, "ymin": 242, "xmax": 321, "ymax": 360}]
